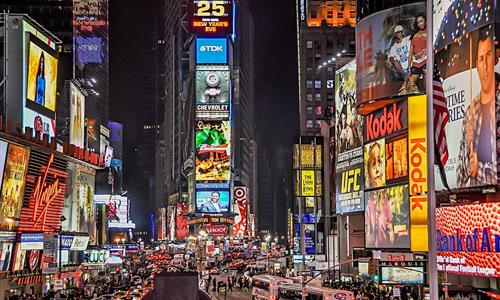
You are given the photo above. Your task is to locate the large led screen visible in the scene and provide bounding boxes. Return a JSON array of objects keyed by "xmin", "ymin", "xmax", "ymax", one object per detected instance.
[
  {"xmin": 195, "ymin": 120, "xmax": 231, "ymax": 181},
  {"xmin": 335, "ymin": 60, "xmax": 364, "ymax": 213},
  {"xmin": 364, "ymin": 139, "xmax": 386, "ymax": 189},
  {"xmin": 355, "ymin": 3, "xmax": 426, "ymax": 111},
  {"xmin": 436, "ymin": 202, "xmax": 500, "ymax": 277},
  {"xmin": 365, "ymin": 185, "xmax": 410, "ymax": 249},
  {"xmin": 196, "ymin": 190, "xmax": 230, "ymax": 214},
  {"xmin": 433, "ymin": 23, "xmax": 498, "ymax": 189},
  {"xmin": 70, "ymin": 82, "xmax": 85, "ymax": 148},
  {"xmin": 0, "ymin": 144, "xmax": 30, "ymax": 230},
  {"xmin": 195, "ymin": 65, "xmax": 231, "ymax": 119},
  {"xmin": 26, "ymin": 34, "xmax": 58, "ymax": 117},
  {"xmin": 189, "ymin": 0, "xmax": 232, "ymax": 36}
]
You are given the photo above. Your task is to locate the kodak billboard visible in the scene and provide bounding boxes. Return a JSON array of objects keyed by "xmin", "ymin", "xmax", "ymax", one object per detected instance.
[{"xmin": 408, "ymin": 95, "xmax": 428, "ymax": 252}]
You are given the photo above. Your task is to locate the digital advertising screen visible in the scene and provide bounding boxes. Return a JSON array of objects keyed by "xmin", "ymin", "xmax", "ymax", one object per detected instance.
[
  {"xmin": 75, "ymin": 35, "xmax": 103, "ymax": 64},
  {"xmin": 175, "ymin": 202, "xmax": 188, "ymax": 240},
  {"xmin": 433, "ymin": 23, "xmax": 498, "ymax": 190},
  {"xmin": 196, "ymin": 190, "xmax": 230, "ymax": 214},
  {"xmin": 196, "ymin": 38, "xmax": 228, "ymax": 64},
  {"xmin": 0, "ymin": 144, "xmax": 30, "ymax": 230},
  {"xmin": 335, "ymin": 60, "xmax": 364, "ymax": 214},
  {"xmin": 365, "ymin": 185, "xmax": 410, "ymax": 249},
  {"xmin": 189, "ymin": 0, "xmax": 233, "ymax": 36},
  {"xmin": 232, "ymin": 187, "xmax": 248, "ymax": 238},
  {"xmin": 380, "ymin": 263, "xmax": 425, "ymax": 285},
  {"xmin": 355, "ymin": 2, "xmax": 426, "ymax": 112},
  {"xmin": 195, "ymin": 120, "xmax": 231, "ymax": 181},
  {"xmin": 107, "ymin": 196, "xmax": 134, "ymax": 228},
  {"xmin": 26, "ymin": 33, "xmax": 58, "ymax": 118},
  {"xmin": 436, "ymin": 202, "xmax": 500, "ymax": 277},
  {"xmin": 385, "ymin": 135, "xmax": 408, "ymax": 183},
  {"xmin": 70, "ymin": 82, "xmax": 86, "ymax": 148},
  {"xmin": 195, "ymin": 65, "xmax": 231, "ymax": 119}
]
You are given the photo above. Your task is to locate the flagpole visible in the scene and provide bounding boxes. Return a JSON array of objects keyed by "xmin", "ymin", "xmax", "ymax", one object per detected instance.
[{"xmin": 426, "ymin": 1, "xmax": 439, "ymax": 299}]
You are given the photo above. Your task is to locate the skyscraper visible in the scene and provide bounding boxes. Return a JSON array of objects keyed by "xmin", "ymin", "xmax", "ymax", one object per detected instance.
[{"xmin": 297, "ymin": 0, "xmax": 356, "ymax": 135}]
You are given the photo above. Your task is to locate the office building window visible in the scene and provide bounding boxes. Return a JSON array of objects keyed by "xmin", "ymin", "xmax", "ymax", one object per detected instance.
[
  {"xmin": 315, "ymin": 120, "xmax": 322, "ymax": 128},
  {"xmin": 306, "ymin": 120, "xmax": 313, "ymax": 128},
  {"xmin": 306, "ymin": 93, "xmax": 313, "ymax": 102},
  {"xmin": 314, "ymin": 80, "xmax": 321, "ymax": 88},
  {"xmin": 306, "ymin": 80, "xmax": 313, "ymax": 89},
  {"xmin": 311, "ymin": 9, "xmax": 317, "ymax": 19},
  {"xmin": 327, "ymin": 92, "xmax": 334, "ymax": 102},
  {"xmin": 315, "ymin": 93, "xmax": 322, "ymax": 101},
  {"xmin": 306, "ymin": 40, "xmax": 313, "ymax": 49},
  {"xmin": 338, "ymin": 10, "xmax": 344, "ymax": 19},
  {"xmin": 306, "ymin": 107, "xmax": 313, "ymax": 115},
  {"xmin": 327, "ymin": 105, "xmax": 334, "ymax": 116},
  {"xmin": 327, "ymin": 10, "xmax": 333, "ymax": 18},
  {"xmin": 316, "ymin": 106, "xmax": 322, "ymax": 116}
]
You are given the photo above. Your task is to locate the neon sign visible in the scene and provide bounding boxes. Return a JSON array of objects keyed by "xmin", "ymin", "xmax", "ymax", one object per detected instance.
[{"xmin": 31, "ymin": 154, "xmax": 63, "ymax": 230}]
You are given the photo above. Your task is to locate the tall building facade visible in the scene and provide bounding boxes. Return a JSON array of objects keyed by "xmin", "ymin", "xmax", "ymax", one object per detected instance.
[{"xmin": 297, "ymin": 0, "xmax": 356, "ymax": 135}]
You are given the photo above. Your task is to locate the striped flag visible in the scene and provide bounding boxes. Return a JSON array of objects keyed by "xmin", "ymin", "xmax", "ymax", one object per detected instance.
[{"xmin": 433, "ymin": 64, "xmax": 449, "ymax": 166}]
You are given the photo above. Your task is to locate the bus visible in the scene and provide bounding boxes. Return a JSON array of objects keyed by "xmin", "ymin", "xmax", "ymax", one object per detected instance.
[
  {"xmin": 251, "ymin": 275, "xmax": 293, "ymax": 300},
  {"xmin": 278, "ymin": 283, "xmax": 355, "ymax": 300}
]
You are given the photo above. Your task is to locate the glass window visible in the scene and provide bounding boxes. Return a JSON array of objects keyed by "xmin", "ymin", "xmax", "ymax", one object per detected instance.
[
  {"xmin": 327, "ymin": 92, "xmax": 334, "ymax": 102},
  {"xmin": 314, "ymin": 80, "xmax": 321, "ymax": 89},
  {"xmin": 315, "ymin": 106, "xmax": 322, "ymax": 116},
  {"xmin": 306, "ymin": 107, "xmax": 313, "ymax": 115},
  {"xmin": 306, "ymin": 93, "xmax": 313, "ymax": 102},
  {"xmin": 315, "ymin": 93, "xmax": 322, "ymax": 101},
  {"xmin": 306, "ymin": 120, "xmax": 313, "ymax": 129},
  {"xmin": 306, "ymin": 81, "xmax": 313, "ymax": 89},
  {"xmin": 327, "ymin": 11, "xmax": 333, "ymax": 18},
  {"xmin": 327, "ymin": 105, "xmax": 334, "ymax": 116},
  {"xmin": 338, "ymin": 10, "xmax": 344, "ymax": 19},
  {"xmin": 310, "ymin": 9, "xmax": 317, "ymax": 19},
  {"xmin": 306, "ymin": 40, "xmax": 313, "ymax": 49},
  {"xmin": 315, "ymin": 120, "xmax": 322, "ymax": 128}
]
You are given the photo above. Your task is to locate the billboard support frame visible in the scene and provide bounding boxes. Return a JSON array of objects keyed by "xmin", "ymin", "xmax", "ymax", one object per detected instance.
[{"xmin": 425, "ymin": 2, "xmax": 438, "ymax": 299}]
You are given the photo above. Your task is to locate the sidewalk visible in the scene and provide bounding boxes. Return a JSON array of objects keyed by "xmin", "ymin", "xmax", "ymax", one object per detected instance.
[{"xmin": 207, "ymin": 288, "xmax": 252, "ymax": 300}]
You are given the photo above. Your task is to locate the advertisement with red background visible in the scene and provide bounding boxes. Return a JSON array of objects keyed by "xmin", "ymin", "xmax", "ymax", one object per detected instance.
[
  {"xmin": 206, "ymin": 224, "xmax": 227, "ymax": 236},
  {"xmin": 18, "ymin": 151, "xmax": 67, "ymax": 232},
  {"xmin": 175, "ymin": 203, "xmax": 188, "ymax": 240},
  {"xmin": 232, "ymin": 187, "xmax": 248, "ymax": 238},
  {"xmin": 436, "ymin": 202, "xmax": 500, "ymax": 277}
]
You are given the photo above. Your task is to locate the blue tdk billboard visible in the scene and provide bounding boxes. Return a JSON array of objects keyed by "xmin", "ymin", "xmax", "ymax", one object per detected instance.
[{"xmin": 196, "ymin": 38, "xmax": 228, "ymax": 64}]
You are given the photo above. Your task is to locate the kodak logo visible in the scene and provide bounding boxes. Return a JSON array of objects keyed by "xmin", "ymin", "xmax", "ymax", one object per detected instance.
[{"xmin": 366, "ymin": 103, "xmax": 402, "ymax": 141}]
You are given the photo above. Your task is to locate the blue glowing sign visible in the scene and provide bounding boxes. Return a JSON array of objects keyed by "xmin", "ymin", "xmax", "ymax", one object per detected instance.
[{"xmin": 196, "ymin": 38, "xmax": 228, "ymax": 64}]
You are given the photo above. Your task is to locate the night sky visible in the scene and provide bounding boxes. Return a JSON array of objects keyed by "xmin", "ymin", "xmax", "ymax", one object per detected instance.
[{"xmin": 110, "ymin": 0, "xmax": 298, "ymax": 230}]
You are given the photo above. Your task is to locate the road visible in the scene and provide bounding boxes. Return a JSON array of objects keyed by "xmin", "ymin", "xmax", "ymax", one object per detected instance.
[{"xmin": 208, "ymin": 289, "xmax": 252, "ymax": 300}]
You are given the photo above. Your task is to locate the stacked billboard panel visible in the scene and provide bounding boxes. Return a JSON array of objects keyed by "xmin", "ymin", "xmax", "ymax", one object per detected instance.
[
  {"xmin": 335, "ymin": 60, "xmax": 364, "ymax": 214},
  {"xmin": 192, "ymin": 1, "xmax": 233, "ymax": 218}
]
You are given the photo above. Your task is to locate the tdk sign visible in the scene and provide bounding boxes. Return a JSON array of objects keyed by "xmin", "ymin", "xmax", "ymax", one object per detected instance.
[{"xmin": 196, "ymin": 38, "xmax": 228, "ymax": 64}]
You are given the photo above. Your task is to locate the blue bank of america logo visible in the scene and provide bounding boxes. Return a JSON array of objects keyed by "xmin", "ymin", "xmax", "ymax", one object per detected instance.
[{"xmin": 196, "ymin": 38, "xmax": 228, "ymax": 64}]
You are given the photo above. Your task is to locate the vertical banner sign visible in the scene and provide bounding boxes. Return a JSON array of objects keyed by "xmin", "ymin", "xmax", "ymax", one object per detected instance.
[
  {"xmin": 232, "ymin": 187, "xmax": 248, "ymax": 238},
  {"xmin": 408, "ymin": 95, "xmax": 428, "ymax": 251},
  {"xmin": 301, "ymin": 170, "xmax": 315, "ymax": 196}
]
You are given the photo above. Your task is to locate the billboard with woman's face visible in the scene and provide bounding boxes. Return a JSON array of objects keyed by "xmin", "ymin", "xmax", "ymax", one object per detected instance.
[{"xmin": 355, "ymin": 2, "xmax": 426, "ymax": 113}]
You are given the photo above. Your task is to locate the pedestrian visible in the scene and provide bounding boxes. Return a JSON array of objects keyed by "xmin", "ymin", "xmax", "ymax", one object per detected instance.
[
  {"xmin": 228, "ymin": 276, "xmax": 233, "ymax": 292},
  {"xmin": 212, "ymin": 278, "xmax": 217, "ymax": 292}
]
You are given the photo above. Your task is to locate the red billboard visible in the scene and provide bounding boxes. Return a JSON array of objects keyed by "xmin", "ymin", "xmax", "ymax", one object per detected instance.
[
  {"xmin": 206, "ymin": 224, "xmax": 227, "ymax": 236},
  {"xmin": 175, "ymin": 203, "xmax": 188, "ymax": 240},
  {"xmin": 436, "ymin": 202, "xmax": 500, "ymax": 277},
  {"xmin": 18, "ymin": 151, "xmax": 68, "ymax": 232},
  {"xmin": 232, "ymin": 187, "xmax": 248, "ymax": 238}
]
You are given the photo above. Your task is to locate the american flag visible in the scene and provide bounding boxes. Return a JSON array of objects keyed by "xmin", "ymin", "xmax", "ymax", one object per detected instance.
[{"xmin": 433, "ymin": 64, "xmax": 449, "ymax": 166}]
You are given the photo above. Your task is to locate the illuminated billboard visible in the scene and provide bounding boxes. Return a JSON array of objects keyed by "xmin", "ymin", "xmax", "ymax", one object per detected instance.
[
  {"xmin": 196, "ymin": 190, "xmax": 230, "ymax": 214},
  {"xmin": 379, "ymin": 261, "xmax": 425, "ymax": 285},
  {"xmin": 195, "ymin": 120, "xmax": 231, "ymax": 181},
  {"xmin": 432, "ymin": 21, "xmax": 498, "ymax": 189},
  {"xmin": 189, "ymin": 0, "xmax": 233, "ymax": 36},
  {"xmin": 175, "ymin": 203, "xmax": 188, "ymax": 240},
  {"xmin": 24, "ymin": 28, "xmax": 59, "ymax": 138},
  {"xmin": 355, "ymin": 2, "xmax": 426, "ymax": 113},
  {"xmin": 233, "ymin": 187, "xmax": 248, "ymax": 238},
  {"xmin": 75, "ymin": 35, "xmax": 103, "ymax": 64},
  {"xmin": 293, "ymin": 144, "xmax": 322, "ymax": 169},
  {"xmin": 70, "ymin": 82, "xmax": 86, "ymax": 148},
  {"xmin": 195, "ymin": 65, "xmax": 231, "ymax": 119},
  {"xmin": 436, "ymin": 202, "xmax": 500, "ymax": 277},
  {"xmin": 93, "ymin": 195, "xmax": 135, "ymax": 229},
  {"xmin": 0, "ymin": 144, "xmax": 29, "ymax": 230},
  {"xmin": 365, "ymin": 185, "xmax": 410, "ymax": 249},
  {"xmin": 335, "ymin": 60, "xmax": 364, "ymax": 213},
  {"xmin": 196, "ymin": 38, "xmax": 228, "ymax": 64}
]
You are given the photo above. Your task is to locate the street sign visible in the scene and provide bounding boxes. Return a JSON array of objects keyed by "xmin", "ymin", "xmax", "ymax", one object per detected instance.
[{"xmin": 54, "ymin": 279, "xmax": 63, "ymax": 291}]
